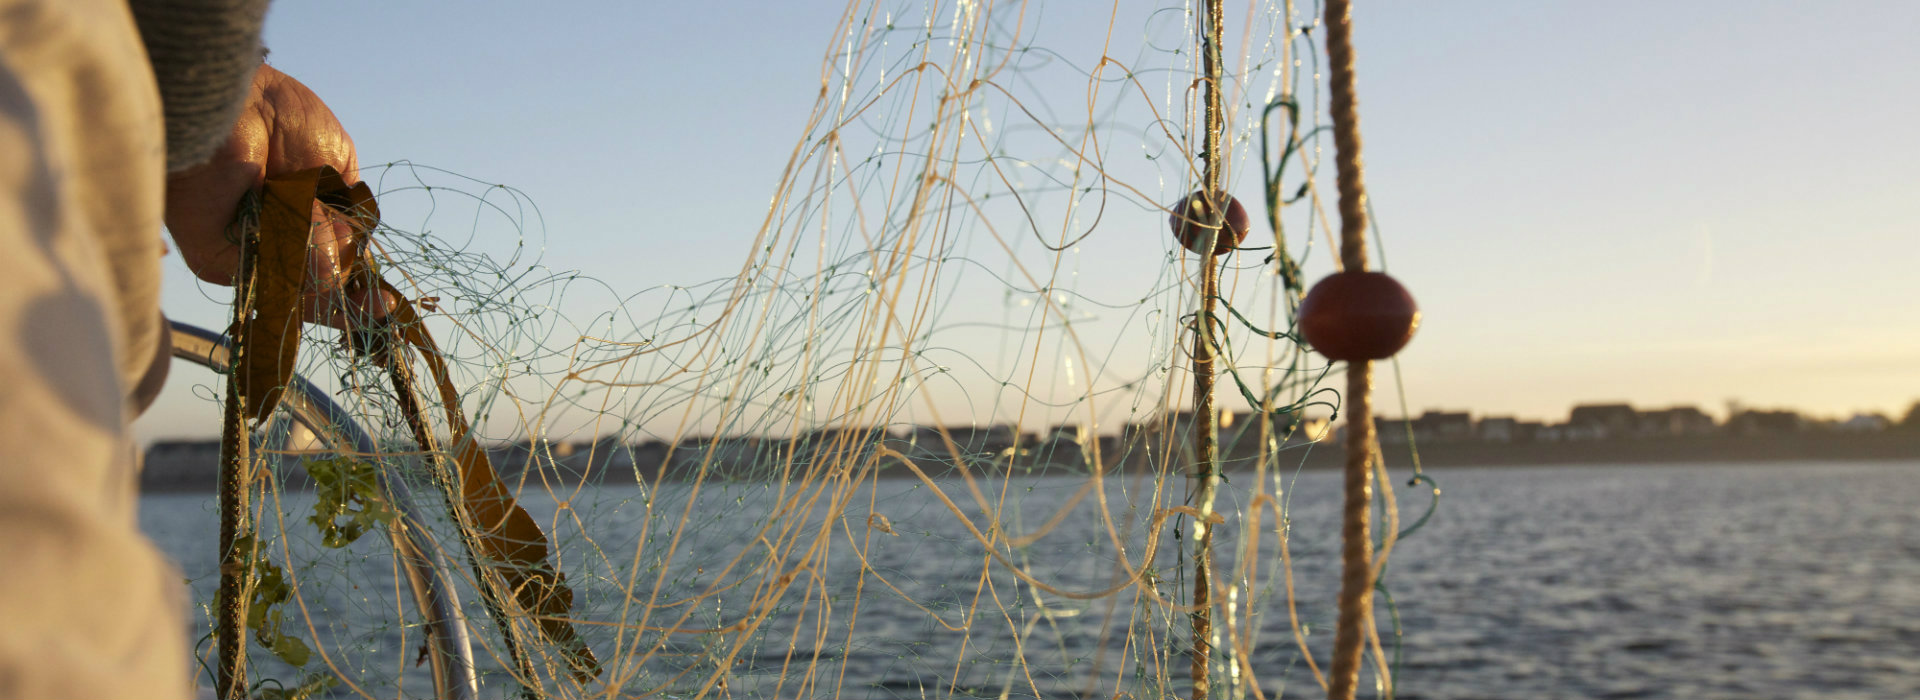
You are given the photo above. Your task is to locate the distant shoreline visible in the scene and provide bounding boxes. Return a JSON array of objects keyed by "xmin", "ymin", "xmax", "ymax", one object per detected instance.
[{"xmin": 139, "ymin": 431, "xmax": 1920, "ymax": 493}]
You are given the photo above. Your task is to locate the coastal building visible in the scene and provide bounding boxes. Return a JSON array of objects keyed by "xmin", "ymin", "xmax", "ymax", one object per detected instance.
[
  {"xmin": 1479, "ymin": 416, "xmax": 1517, "ymax": 443},
  {"xmin": 1477, "ymin": 416, "xmax": 1544, "ymax": 443},
  {"xmin": 1374, "ymin": 411, "xmax": 1473, "ymax": 444},
  {"xmin": 1568, "ymin": 403, "xmax": 1638, "ymax": 440},
  {"xmin": 1027, "ymin": 424, "xmax": 1094, "ymax": 469},
  {"xmin": 1835, "ymin": 413, "xmax": 1892, "ymax": 433},
  {"xmin": 900, "ymin": 423, "xmax": 1024, "ymax": 462},
  {"xmin": 1412, "ymin": 410, "xmax": 1474, "ymax": 442},
  {"xmin": 1636, "ymin": 406, "xmax": 1717, "ymax": 437},
  {"xmin": 1372, "ymin": 416, "xmax": 1410, "ymax": 444},
  {"xmin": 1726, "ymin": 409, "xmax": 1805, "ymax": 436}
]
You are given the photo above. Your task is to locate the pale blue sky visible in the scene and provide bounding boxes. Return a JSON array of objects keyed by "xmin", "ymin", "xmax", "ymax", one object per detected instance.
[{"xmin": 140, "ymin": 2, "xmax": 1920, "ymax": 442}]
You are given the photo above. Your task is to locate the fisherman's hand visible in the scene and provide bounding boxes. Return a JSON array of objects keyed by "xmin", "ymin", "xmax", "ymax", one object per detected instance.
[{"xmin": 164, "ymin": 64, "xmax": 392, "ymax": 329}]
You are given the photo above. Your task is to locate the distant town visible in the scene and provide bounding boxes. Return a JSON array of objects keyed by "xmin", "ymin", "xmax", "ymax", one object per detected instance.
[
  {"xmin": 140, "ymin": 400, "xmax": 1920, "ymax": 491},
  {"xmin": 1369, "ymin": 401, "xmax": 1917, "ymax": 445}
]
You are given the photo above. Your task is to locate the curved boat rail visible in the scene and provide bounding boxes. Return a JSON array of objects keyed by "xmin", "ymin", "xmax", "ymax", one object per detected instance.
[{"xmin": 168, "ymin": 320, "xmax": 479, "ymax": 700}]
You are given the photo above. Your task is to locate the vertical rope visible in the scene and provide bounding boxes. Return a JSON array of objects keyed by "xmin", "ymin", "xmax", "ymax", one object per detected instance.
[
  {"xmin": 1323, "ymin": 0, "xmax": 1376, "ymax": 698},
  {"xmin": 216, "ymin": 199, "xmax": 259, "ymax": 700},
  {"xmin": 1190, "ymin": 1, "xmax": 1226, "ymax": 698},
  {"xmin": 1326, "ymin": 0, "xmax": 1370, "ymax": 270},
  {"xmin": 1329, "ymin": 365, "xmax": 1375, "ymax": 700},
  {"xmin": 1190, "ymin": 261, "xmax": 1219, "ymax": 700}
]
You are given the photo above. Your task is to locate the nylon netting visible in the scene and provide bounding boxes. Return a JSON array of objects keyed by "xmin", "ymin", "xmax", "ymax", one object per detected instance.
[{"xmin": 177, "ymin": 1, "xmax": 1439, "ymax": 698}]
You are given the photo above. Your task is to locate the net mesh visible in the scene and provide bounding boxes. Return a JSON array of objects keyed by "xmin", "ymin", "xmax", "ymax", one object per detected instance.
[{"xmin": 179, "ymin": 1, "xmax": 1439, "ymax": 698}]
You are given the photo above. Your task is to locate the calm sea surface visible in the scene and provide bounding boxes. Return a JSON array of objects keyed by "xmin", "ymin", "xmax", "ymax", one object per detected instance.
[{"xmin": 141, "ymin": 461, "xmax": 1920, "ymax": 699}]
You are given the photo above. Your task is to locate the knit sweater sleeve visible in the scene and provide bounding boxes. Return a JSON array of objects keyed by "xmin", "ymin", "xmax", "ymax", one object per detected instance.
[{"xmin": 126, "ymin": 0, "xmax": 270, "ymax": 172}]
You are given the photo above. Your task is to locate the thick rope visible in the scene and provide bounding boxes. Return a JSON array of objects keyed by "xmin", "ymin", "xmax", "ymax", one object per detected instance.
[
  {"xmin": 1189, "ymin": 1, "xmax": 1227, "ymax": 699},
  {"xmin": 215, "ymin": 212, "xmax": 255, "ymax": 700},
  {"xmin": 1326, "ymin": 0, "xmax": 1370, "ymax": 270},
  {"xmin": 1329, "ymin": 365, "xmax": 1375, "ymax": 700},
  {"xmin": 1190, "ymin": 261, "xmax": 1219, "ymax": 700},
  {"xmin": 1324, "ymin": 0, "xmax": 1377, "ymax": 698}
]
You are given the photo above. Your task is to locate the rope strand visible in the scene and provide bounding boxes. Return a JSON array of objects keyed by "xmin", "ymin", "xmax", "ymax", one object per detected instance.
[
  {"xmin": 1324, "ymin": 0, "xmax": 1378, "ymax": 698},
  {"xmin": 1190, "ymin": 1, "xmax": 1227, "ymax": 698}
]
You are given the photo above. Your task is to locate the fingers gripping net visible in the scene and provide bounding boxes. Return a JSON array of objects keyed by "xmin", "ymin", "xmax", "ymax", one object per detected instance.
[{"xmin": 199, "ymin": 1, "xmax": 1437, "ymax": 698}]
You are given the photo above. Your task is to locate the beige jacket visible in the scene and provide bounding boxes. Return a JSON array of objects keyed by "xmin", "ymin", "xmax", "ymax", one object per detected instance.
[{"xmin": 0, "ymin": 0, "xmax": 233, "ymax": 695}]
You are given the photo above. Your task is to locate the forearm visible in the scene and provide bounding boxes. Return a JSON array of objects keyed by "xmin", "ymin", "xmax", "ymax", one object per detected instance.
[{"xmin": 126, "ymin": 0, "xmax": 269, "ymax": 172}]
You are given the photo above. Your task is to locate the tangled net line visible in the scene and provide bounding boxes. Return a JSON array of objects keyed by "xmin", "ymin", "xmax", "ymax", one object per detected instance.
[{"xmin": 183, "ymin": 1, "xmax": 1442, "ymax": 698}]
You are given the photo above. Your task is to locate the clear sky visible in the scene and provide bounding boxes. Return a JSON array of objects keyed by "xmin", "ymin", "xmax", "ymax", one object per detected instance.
[{"xmin": 139, "ymin": 1, "xmax": 1920, "ymax": 442}]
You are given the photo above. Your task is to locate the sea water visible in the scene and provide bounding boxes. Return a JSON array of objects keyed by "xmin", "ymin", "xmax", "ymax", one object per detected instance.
[{"xmin": 140, "ymin": 461, "xmax": 1920, "ymax": 699}]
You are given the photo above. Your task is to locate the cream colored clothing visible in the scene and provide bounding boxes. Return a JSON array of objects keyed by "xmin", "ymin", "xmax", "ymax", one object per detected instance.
[{"xmin": 0, "ymin": 0, "xmax": 188, "ymax": 697}]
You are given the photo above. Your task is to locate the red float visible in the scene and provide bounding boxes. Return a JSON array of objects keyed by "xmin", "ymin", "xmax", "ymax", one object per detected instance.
[
  {"xmin": 1168, "ymin": 191, "xmax": 1249, "ymax": 256},
  {"xmin": 1298, "ymin": 271, "xmax": 1419, "ymax": 361}
]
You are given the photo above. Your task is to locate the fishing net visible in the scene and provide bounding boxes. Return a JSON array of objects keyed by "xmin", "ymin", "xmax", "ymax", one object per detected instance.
[{"xmin": 172, "ymin": 1, "xmax": 1438, "ymax": 698}]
